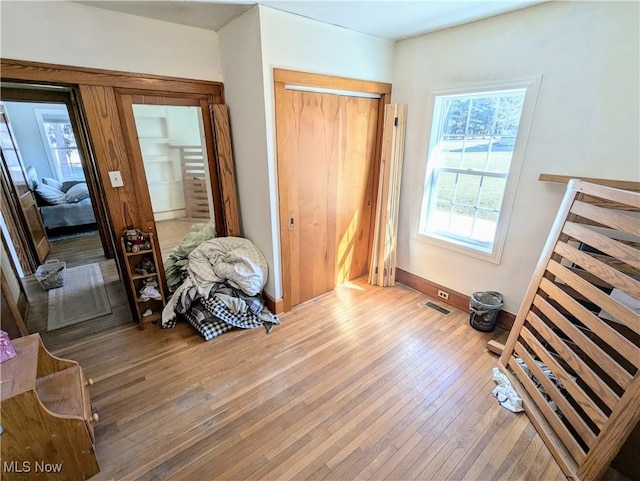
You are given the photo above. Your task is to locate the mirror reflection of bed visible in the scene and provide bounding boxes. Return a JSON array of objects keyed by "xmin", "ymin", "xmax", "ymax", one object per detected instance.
[{"xmin": 25, "ymin": 165, "xmax": 98, "ymax": 241}]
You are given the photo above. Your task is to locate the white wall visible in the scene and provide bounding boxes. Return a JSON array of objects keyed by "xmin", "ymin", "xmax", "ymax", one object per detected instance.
[
  {"xmin": 0, "ymin": 1, "xmax": 223, "ymax": 81},
  {"xmin": 219, "ymin": 5, "xmax": 395, "ymax": 299},
  {"xmin": 218, "ymin": 6, "xmax": 273, "ymax": 292},
  {"xmin": 2, "ymin": 102, "xmax": 64, "ymax": 180},
  {"xmin": 393, "ymin": 1, "xmax": 640, "ymax": 313}
]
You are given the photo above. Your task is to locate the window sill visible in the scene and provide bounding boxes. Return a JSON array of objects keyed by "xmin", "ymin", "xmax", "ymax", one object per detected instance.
[{"xmin": 414, "ymin": 231, "xmax": 503, "ymax": 264}]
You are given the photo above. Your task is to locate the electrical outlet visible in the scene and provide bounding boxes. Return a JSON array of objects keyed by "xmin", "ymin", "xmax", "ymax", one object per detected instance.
[{"xmin": 437, "ymin": 290, "xmax": 450, "ymax": 300}]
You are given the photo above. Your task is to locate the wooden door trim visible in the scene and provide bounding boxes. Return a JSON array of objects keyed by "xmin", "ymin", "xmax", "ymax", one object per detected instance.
[
  {"xmin": 113, "ymin": 91, "xmax": 228, "ymax": 234},
  {"xmin": 274, "ymin": 69, "xmax": 392, "ymax": 96},
  {"xmin": 1, "ymin": 59, "xmax": 234, "ymax": 324},
  {"xmin": 68, "ymin": 88, "xmax": 116, "ymax": 259},
  {"xmin": 274, "ymin": 69, "xmax": 391, "ymax": 312},
  {"xmin": 211, "ymin": 104, "xmax": 241, "ymax": 237},
  {"xmin": 1, "ymin": 270, "xmax": 29, "ymax": 337},
  {"xmin": 1, "ymin": 59, "xmax": 224, "ymax": 100}
]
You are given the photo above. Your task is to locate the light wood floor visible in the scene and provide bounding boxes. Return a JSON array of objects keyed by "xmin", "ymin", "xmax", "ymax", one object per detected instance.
[
  {"xmin": 42, "ymin": 275, "xmax": 570, "ymax": 481},
  {"xmin": 156, "ymin": 218, "xmax": 207, "ymax": 262},
  {"xmin": 23, "ymin": 234, "xmax": 134, "ymax": 350},
  {"xmin": 24, "ymin": 219, "xmax": 197, "ymax": 348}
]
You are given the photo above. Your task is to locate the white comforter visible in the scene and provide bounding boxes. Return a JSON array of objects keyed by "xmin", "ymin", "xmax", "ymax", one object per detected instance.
[{"xmin": 162, "ymin": 237, "xmax": 268, "ymax": 326}]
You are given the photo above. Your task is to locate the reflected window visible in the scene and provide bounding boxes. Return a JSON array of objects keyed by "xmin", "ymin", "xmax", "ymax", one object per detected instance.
[{"xmin": 35, "ymin": 108, "xmax": 83, "ymax": 181}]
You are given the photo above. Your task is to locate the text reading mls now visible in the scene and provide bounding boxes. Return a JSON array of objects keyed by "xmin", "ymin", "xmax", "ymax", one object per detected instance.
[{"xmin": 3, "ymin": 461, "xmax": 64, "ymax": 474}]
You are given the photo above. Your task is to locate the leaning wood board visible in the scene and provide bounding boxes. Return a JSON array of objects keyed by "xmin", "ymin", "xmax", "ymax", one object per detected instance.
[
  {"xmin": 498, "ymin": 180, "xmax": 640, "ymax": 481},
  {"xmin": 369, "ymin": 103, "xmax": 407, "ymax": 287}
]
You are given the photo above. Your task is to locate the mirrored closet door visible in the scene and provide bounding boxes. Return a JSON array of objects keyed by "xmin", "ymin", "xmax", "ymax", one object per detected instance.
[{"xmin": 116, "ymin": 94, "xmax": 225, "ymax": 270}]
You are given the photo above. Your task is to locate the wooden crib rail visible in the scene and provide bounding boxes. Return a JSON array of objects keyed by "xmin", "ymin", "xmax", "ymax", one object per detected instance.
[{"xmin": 498, "ymin": 179, "xmax": 640, "ymax": 481}]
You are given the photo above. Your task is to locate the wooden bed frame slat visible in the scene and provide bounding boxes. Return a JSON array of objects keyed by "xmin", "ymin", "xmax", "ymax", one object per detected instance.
[
  {"xmin": 527, "ymin": 304, "xmax": 620, "ymax": 411},
  {"xmin": 523, "ymin": 312, "xmax": 611, "ymax": 427},
  {"xmin": 534, "ymin": 291, "xmax": 632, "ymax": 393},
  {"xmin": 508, "ymin": 354, "xmax": 587, "ymax": 463},
  {"xmin": 579, "ymin": 194, "xmax": 640, "ymax": 212},
  {"xmin": 566, "ymin": 266, "xmax": 613, "ymax": 290},
  {"xmin": 571, "ymin": 201, "xmax": 640, "ymax": 238},
  {"xmin": 499, "ymin": 180, "xmax": 640, "ymax": 480},
  {"xmin": 554, "ymin": 242, "xmax": 640, "ymax": 299},
  {"xmin": 538, "ymin": 278, "xmax": 640, "ymax": 368},
  {"xmin": 562, "ymin": 221, "xmax": 640, "ymax": 271},
  {"xmin": 547, "ymin": 260, "xmax": 640, "ymax": 333},
  {"xmin": 578, "ymin": 374, "xmax": 640, "ymax": 480},
  {"xmin": 515, "ymin": 332, "xmax": 599, "ymax": 445}
]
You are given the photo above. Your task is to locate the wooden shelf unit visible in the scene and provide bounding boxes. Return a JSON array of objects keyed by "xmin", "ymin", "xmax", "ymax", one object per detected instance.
[
  {"xmin": 0, "ymin": 334, "xmax": 100, "ymax": 481},
  {"xmin": 120, "ymin": 230, "xmax": 167, "ymax": 329}
]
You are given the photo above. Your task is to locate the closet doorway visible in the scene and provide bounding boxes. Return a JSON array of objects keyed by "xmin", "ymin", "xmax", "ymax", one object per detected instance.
[{"xmin": 274, "ymin": 69, "xmax": 392, "ymax": 310}]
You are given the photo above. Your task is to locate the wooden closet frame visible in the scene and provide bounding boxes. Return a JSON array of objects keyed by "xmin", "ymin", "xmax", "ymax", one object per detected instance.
[
  {"xmin": 273, "ymin": 68, "xmax": 392, "ymax": 312},
  {"xmin": 0, "ymin": 58, "xmax": 240, "ymax": 322},
  {"xmin": 498, "ymin": 179, "xmax": 640, "ymax": 480}
]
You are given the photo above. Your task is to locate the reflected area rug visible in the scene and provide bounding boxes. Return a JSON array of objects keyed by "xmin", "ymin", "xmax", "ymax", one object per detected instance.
[{"xmin": 47, "ymin": 263, "xmax": 112, "ymax": 331}]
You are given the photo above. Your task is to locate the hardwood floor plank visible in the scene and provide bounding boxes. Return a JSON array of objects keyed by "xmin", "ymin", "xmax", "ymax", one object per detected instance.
[{"xmin": 25, "ymin": 268, "xmax": 572, "ymax": 481}]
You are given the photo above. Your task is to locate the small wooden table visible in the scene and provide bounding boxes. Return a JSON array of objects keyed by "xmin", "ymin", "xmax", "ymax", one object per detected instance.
[{"xmin": 0, "ymin": 334, "xmax": 100, "ymax": 480}]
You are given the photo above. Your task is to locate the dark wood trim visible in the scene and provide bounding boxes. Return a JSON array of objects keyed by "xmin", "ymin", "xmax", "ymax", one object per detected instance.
[
  {"xmin": 1, "ymin": 271, "xmax": 28, "ymax": 337},
  {"xmin": 0, "ymin": 87, "xmax": 71, "ymax": 103},
  {"xmin": 1, "ymin": 59, "xmax": 234, "ymax": 324},
  {"xmin": 68, "ymin": 88, "xmax": 115, "ymax": 259},
  {"xmin": 125, "ymin": 92, "xmax": 216, "ymax": 104},
  {"xmin": 264, "ymin": 293, "xmax": 284, "ymax": 316},
  {"xmin": 18, "ymin": 291, "xmax": 29, "ymax": 323},
  {"xmin": 0, "ymin": 222, "xmax": 30, "ymax": 322},
  {"xmin": 539, "ymin": 173, "xmax": 640, "ymax": 192},
  {"xmin": 211, "ymin": 105, "xmax": 241, "ymax": 237},
  {"xmin": 67, "ymin": 93, "xmax": 112, "ymax": 259},
  {"xmin": 395, "ymin": 268, "xmax": 469, "ymax": 311},
  {"xmin": 201, "ymin": 101, "xmax": 227, "ymax": 235},
  {"xmin": 395, "ymin": 268, "xmax": 515, "ymax": 331},
  {"xmin": 1, "ymin": 59, "xmax": 224, "ymax": 99}
]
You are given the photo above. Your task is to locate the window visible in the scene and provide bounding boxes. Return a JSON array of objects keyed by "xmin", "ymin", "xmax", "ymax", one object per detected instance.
[
  {"xmin": 35, "ymin": 108, "xmax": 84, "ymax": 181},
  {"xmin": 418, "ymin": 79, "xmax": 539, "ymax": 262}
]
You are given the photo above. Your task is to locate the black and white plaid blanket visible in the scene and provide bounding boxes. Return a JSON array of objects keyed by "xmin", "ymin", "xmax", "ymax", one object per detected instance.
[{"xmin": 163, "ymin": 286, "xmax": 279, "ymax": 341}]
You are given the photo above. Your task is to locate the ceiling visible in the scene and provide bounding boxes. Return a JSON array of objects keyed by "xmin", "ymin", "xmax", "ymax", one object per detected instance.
[{"xmin": 76, "ymin": 0, "xmax": 546, "ymax": 41}]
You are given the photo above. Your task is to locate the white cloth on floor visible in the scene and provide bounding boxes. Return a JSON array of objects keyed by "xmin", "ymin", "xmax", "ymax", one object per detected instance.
[{"xmin": 492, "ymin": 367, "xmax": 524, "ymax": 413}]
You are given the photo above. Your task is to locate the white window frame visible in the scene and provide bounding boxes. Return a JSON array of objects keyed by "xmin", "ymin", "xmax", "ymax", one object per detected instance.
[
  {"xmin": 34, "ymin": 108, "xmax": 82, "ymax": 182},
  {"xmin": 415, "ymin": 76, "xmax": 541, "ymax": 264}
]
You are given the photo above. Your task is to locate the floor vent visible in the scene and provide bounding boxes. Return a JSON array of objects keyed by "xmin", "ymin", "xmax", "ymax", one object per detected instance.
[{"xmin": 423, "ymin": 301, "xmax": 452, "ymax": 316}]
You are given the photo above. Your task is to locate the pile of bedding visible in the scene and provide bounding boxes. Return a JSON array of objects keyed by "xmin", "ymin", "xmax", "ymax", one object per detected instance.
[
  {"xmin": 162, "ymin": 236, "xmax": 279, "ymax": 340},
  {"xmin": 164, "ymin": 222, "xmax": 217, "ymax": 292}
]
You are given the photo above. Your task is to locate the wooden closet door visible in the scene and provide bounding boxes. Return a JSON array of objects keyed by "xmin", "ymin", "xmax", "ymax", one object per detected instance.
[
  {"xmin": 278, "ymin": 89, "xmax": 340, "ymax": 306},
  {"xmin": 336, "ymin": 96, "xmax": 379, "ymax": 284},
  {"xmin": 276, "ymin": 89, "xmax": 379, "ymax": 308}
]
